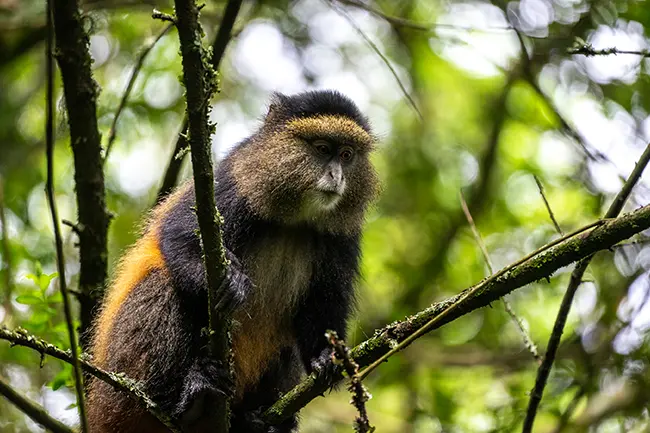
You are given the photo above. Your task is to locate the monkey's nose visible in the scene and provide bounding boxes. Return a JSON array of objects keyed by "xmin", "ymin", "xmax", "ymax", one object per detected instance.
[{"xmin": 327, "ymin": 164, "xmax": 343, "ymax": 187}]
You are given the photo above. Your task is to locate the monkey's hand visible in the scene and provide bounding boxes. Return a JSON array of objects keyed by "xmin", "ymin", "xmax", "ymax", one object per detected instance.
[
  {"xmin": 173, "ymin": 358, "xmax": 234, "ymax": 428},
  {"xmin": 215, "ymin": 249, "xmax": 254, "ymax": 314}
]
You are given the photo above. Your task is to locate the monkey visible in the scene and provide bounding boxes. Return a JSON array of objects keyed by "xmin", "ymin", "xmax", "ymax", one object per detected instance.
[{"xmin": 87, "ymin": 90, "xmax": 379, "ymax": 433}]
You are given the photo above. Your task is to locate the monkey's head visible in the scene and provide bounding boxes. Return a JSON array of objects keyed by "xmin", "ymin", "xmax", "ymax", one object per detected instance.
[{"xmin": 230, "ymin": 90, "xmax": 379, "ymax": 235}]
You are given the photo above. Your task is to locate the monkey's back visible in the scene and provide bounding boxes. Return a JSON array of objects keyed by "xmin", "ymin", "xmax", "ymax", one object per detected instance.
[
  {"xmin": 87, "ymin": 169, "xmax": 311, "ymax": 432},
  {"xmin": 88, "ymin": 185, "xmax": 195, "ymax": 432}
]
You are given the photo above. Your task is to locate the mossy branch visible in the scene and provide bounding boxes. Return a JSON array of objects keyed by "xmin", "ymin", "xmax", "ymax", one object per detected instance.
[
  {"xmin": 45, "ymin": 0, "xmax": 87, "ymax": 429},
  {"xmin": 263, "ymin": 204, "xmax": 650, "ymax": 424},
  {"xmin": 0, "ymin": 327, "xmax": 180, "ymax": 432},
  {"xmin": 171, "ymin": 0, "xmax": 233, "ymax": 431},
  {"xmin": 51, "ymin": 0, "xmax": 110, "ymax": 345}
]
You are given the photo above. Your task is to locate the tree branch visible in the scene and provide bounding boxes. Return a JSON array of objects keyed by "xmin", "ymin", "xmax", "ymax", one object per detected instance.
[
  {"xmin": 335, "ymin": 0, "xmax": 513, "ymax": 32},
  {"xmin": 52, "ymin": 0, "xmax": 110, "ymax": 346},
  {"xmin": 0, "ymin": 375, "xmax": 74, "ymax": 433},
  {"xmin": 522, "ymin": 142, "xmax": 650, "ymax": 433},
  {"xmin": 263, "ymin": 204, "xmax": 650, "ymax": 424},
  {"xmin": 45, "ymin": 0, "xmax": 88, "ymax": 430},
  {"xmin": 156, "ymin": 0, "xmax": 243, "ymax": 203},
  {"xmin": 172, "ymin": 0, "xmax": 237, "ymax": 431},
  {"xmin": 0, "ymin": 326, "xmax": 180, "ymax": 432},
  {"xmin": 534, "ymin": 175, "xmax": 564, "ymax": 235},
  {"xmin": 327, "ymin": 331, "xmax": 374, "ymax": 433},
  {"xmin": 568, "ymin": 44, "xmax": 650, "ymax": 57}
]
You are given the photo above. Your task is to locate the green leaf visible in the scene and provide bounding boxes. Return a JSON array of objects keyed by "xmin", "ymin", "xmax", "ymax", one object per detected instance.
[
  {"xmin": 14, "ymin": 294, "xmax": 43, "ymax": 305},
  {"xmin": 38, "ymin": 272, "xmax": 58, "ymax": 292}
]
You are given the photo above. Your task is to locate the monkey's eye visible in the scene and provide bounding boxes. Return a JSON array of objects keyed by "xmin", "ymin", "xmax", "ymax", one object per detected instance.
[
  {"xmin": 313, "ymin": 140, "xmax": 331, "ymax": 156},
  {"xmin": 340, "ymin": 148, "xmax": 354, "ymax": 162}
]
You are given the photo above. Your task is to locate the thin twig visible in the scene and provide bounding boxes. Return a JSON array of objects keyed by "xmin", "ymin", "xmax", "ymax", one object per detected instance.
[
  {"xmin": 104, "ymin": 24, "xmax": 174, "ymax": 161},
  {"xmin": 45, "ymin": 2, "xmax": 88, "ymax": 431},
  {"xmin": 329, "ymin": 0, "xmax": 423, "ymax": 121},
  {"xmin": 0, "ymin": 376, "xmax": 74, "ymax": 433},
  {"xmin": 459, "ymin": 191, "xmax": 541, "ymax": 362},
  {"xmin": 156, "ymin": 0, "xmax": 243, "ymax": 202},
  {"xmin": 568, "ymin": 44, "xmax": 650, "ymax": 58},
  {"xmin": 0, "ymin": 327, "xmax": 179, "ymax": 432},
  {"xmin": 61, "ymin": 219, "xmax": 82, "ymax": 236},
  {"xmin": 459, "ymin": 191, "xmax": 494, "ymax": 271},
  {"xmin": 327, "ymin": 331, "xmax": 375, "ymax": 433},
  {"xmin": 263, "ymin": 206, "xmax": 650, "ymax": 424},
  {"xmin": 0, "ymin": 176, "xmax": 13, "ymax": 318},
  {"xmin": 534, "ymin": 176, "xmax": 563, "ymax": 235},
  {"xmin": 336, "ymin": 0, "xmax": 514, "ymax": 33},
  {"xmin": 522, "ymin": 142, "xmax": 650, "ymax": 433},
  {"xmin": 515, "ymin": 30, "xmax": 647, "ymax": 201},
  {"xmin": 151, "ymin": 8, "xmax": 177, "ymax": 23}
]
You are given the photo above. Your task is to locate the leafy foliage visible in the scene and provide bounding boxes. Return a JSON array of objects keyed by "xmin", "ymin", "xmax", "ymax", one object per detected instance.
[{"xmin": 2, "ymin": 0, "xmax": 650, "ymax": 431}]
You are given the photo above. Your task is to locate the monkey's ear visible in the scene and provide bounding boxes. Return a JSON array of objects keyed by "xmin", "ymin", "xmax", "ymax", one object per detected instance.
[{"xmin": 265, "ymin": 92, "xmax": 288, "ymax": 122}]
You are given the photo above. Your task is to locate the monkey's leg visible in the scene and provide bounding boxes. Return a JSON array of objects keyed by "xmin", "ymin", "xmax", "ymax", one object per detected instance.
[{"xmin": 88, "ymin": 269, "xmax": 228, "ymax": 433}]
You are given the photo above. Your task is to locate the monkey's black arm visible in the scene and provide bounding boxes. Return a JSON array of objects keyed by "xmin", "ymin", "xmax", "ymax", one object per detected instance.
[
  {"xmin": 293, "ymin": 234, "xmax": 360, "ymax": 373},
  {"xmin": 159, "ymin": 184, "xmax": 253, "ymax": 309}
]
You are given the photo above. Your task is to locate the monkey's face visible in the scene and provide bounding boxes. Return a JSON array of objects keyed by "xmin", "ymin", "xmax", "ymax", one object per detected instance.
[
  {"xmin": 303, "ymin": 139, "xmax": 353, "ymax": 211},
  {"xmin": 231, "ymin": 113, "xmax": 378, "ymax": 234}
]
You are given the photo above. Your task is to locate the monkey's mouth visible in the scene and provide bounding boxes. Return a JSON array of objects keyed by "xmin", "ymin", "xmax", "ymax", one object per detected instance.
[
  {"xmin": 310, "ymin": 188, "xmax": 342, "ymax": 210},
  {"xmin": 318, "ymin": 188, "xmax": 341, "ymax": 198}
]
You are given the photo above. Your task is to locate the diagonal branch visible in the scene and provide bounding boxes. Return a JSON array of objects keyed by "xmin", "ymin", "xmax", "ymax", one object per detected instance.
[
  {"xmin": 522, "ymin": 142, "xmax": 650, "ymax": 433},
  {"xmin": 263, "ymin": 204, "xmax": 650, "ymax": 424},
  {"xmin": 329, "ymin": 0, "xmax": 422, "ymax": 121},
  {"xmin": 0, "ymin": 376, "xmax": 74, "ymax": 433},
  {"xmin": 568, "ymin": 45, "xmax": 650, "ymax": 57},
  {"xmin": 0, "ymin": 327, "xmax": 179, "ymax": 432},
  {"xmin": 534, "ymin": 176, "xmax": 564, "ymax": 235},
  {"xmin": 104, "ymin": 24, "xmax": 174, "ymax": 161}
]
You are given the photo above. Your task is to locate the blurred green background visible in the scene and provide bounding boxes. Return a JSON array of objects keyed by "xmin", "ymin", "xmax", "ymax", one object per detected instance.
[{"xmin": 2, "ymin": 0, "xmax": 650, "ymax": 432}]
